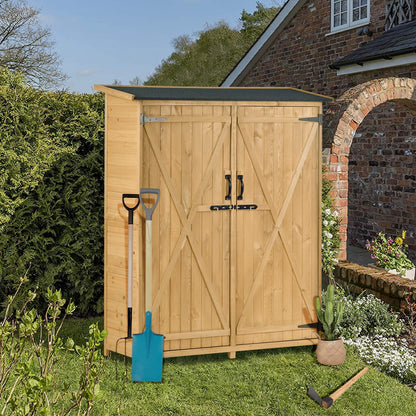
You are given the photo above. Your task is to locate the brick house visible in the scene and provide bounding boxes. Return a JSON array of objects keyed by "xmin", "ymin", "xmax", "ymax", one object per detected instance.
[{"xmin": 222, "ymin": 0, "xmax": 416, "ymax": 262}]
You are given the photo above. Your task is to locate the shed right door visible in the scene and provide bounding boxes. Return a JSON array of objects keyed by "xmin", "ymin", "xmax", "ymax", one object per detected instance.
[{"xmin": 234, "ymin": 106, "xmax": 321, "ymax": 346}]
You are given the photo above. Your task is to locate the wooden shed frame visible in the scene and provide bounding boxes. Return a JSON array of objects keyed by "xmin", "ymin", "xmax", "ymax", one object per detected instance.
[{"xmin": 95, "ymin": 85, "xmax": 332, "ymax": 359}]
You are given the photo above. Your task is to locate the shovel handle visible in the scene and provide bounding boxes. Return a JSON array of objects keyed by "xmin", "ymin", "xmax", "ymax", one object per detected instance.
[
  {"xmin": 122, "ymin": 194, "xmax": 140, "ymax": 224},
  {"xmin": 122, "ymin": 193, "xmax": 140, "ymax": 336},
  {"xmin": 140, "ymin": 188, "xmax": 160, "ymax": 220}
]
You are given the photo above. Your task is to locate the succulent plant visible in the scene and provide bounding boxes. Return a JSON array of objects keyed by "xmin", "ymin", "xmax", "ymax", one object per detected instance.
[{"xmin": 315, "ymin": 284, "xmax": 344, "ymax": 341}]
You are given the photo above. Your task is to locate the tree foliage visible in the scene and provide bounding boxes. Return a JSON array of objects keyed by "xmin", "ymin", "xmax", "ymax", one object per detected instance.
[
  {"xmin": 0, "ymin": 0, "xmax": 66, "ymax": 88},
  {"xmin": 145, "ymin": 2, "xmax": 279, "ymax": 86},
  {"xmin": 0, "ymin": 69, "xmax": 104, "ymax": 316}
]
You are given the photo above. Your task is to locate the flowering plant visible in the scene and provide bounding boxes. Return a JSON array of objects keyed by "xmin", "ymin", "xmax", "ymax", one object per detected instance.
[
  {"xmin": 366, "ymin": 231, "xmax": 415, "ymax": 276},
  {"xmin": 321, "ymin": 168, "xmax": 341, "ymax": 277}
]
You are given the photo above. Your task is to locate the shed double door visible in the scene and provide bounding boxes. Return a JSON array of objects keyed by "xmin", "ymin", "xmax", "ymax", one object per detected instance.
[{"xmin": 140, "ymin": 102, "xmax": 320, "ymax": 356}]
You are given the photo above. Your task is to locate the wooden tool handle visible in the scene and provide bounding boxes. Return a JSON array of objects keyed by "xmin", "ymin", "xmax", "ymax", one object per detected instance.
[{"xmin": 330, "ymin": 367, "xmax": 369, "ymax": 402}]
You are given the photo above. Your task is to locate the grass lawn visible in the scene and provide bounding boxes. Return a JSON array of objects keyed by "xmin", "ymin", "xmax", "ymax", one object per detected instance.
[{"xmin": 62, "ymin": 317, "xmax": 416, "ymax": 415}]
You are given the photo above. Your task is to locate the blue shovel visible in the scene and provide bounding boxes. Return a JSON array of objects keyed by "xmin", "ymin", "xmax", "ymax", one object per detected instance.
[{"xmin": 132, "ymin": 188, "xmax": 163, "ymax": 382}]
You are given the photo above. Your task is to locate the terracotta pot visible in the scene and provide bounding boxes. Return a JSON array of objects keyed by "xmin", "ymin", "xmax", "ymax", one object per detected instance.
[{"xmin": 316, "ymin": 338, "xmax": 346, "ymax": 366}]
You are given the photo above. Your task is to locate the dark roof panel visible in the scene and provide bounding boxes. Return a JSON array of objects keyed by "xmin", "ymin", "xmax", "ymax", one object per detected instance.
[
  {"xmin": 331, "ymin": 20, "xmax": 416, "ymax": 69},
  {"xmin": 101, "ymin": 85, "xmax": 332, "ymax": 102}
]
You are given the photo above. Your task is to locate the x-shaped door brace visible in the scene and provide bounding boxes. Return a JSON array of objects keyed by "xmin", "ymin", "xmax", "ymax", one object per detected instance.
[
  {"xmin": 143, "ymin": 121, "xmax": 231, "ymax": 331},
  {"xmin": 236, "ymin": 121, "xmax": 318, "ymax": 330}
]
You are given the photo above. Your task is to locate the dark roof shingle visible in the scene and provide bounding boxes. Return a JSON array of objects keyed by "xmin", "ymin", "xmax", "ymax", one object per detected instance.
[{"xmin": 330, "ymin": 19, "xmax": 416, "ymax": 69}]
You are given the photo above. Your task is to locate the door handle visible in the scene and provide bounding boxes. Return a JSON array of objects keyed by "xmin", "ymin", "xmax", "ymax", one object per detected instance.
[
  {"xmin": 225, "ymin": 174, "xmax": 231, "ymax": 200},
  {"xmin": 237, "ymin": 175, "xmax": 244, "ymax": 200}
]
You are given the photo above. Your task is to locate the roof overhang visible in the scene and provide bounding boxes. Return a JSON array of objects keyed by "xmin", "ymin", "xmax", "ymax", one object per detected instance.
[
  {"xmin": 94, "ymin": 85, "xmax": 333, "ymax": 103},
  {"xmin": 334, "ymin": 52, "xmax": 416, "ymax": 76},
  {"xmin": 221, "ymin": 0, "xmax": 305, "ymax": 87}
]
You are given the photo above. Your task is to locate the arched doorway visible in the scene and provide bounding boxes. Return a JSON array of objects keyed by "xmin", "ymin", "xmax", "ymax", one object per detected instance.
[{"xmin": 325, "ymin": 77, "xmax": 416, "ymax": 261}]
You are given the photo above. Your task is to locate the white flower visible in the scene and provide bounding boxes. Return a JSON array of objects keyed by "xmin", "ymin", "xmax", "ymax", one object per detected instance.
[
  {"xmin": 323, "ymin": 220, "xmax": 328, "ymax": 227},
  {"xmin": 324, "ymin": 208, "xmax": 331, "ymax": 215}
]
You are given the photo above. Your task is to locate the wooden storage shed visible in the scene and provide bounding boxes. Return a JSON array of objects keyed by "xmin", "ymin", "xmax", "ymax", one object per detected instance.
[{"xmin": 94, "ymin": 85, "xmax": 332, "ymax": 359}]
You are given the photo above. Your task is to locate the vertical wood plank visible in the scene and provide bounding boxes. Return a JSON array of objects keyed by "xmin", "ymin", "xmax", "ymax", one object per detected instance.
[
  {"xmin": 229, "ymin": 104, "xmax": 237, "ymax": 358},
  {"xmin": 191, "ymin": 105, "xmax": 203, "ymax": 349},
  {"xmin": 169, "ymin": 104, "xmax": 182, "ymax": 351},
  {"xmin": 159, "ymin": 105, "xmax": 172, "ymax": 340}
]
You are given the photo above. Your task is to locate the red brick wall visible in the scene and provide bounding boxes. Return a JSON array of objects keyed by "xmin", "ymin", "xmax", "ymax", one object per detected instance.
[
  {"xmin": 238, "ymin": 0, "xmax": 416, "ymax": 97},
  {"xmin": 236, "ymin": 0, "xmax": 416, "ymax": 263},
  {"xmin": 348, "ymin": 101, "xmax": 416, "ymax": 259}
]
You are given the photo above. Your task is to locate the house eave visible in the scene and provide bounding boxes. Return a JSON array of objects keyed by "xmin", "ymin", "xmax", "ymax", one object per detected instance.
[{"xmin": 335, "ymin": 52, "xmax": 416, "ymax": 75}]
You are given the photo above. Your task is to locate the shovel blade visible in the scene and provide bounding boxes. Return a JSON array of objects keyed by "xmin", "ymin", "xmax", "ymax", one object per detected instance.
[{"xmin": 132, "ymin": 312, "xmax": 164, "ymax": 382}]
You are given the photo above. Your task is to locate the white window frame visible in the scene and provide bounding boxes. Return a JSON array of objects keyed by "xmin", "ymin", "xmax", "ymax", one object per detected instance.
[{"xmin": 331, "ymin": 0, "xmax": 370, "ymax": 33}]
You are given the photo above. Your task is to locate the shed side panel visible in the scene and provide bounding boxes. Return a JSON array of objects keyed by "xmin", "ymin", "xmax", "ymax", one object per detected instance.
[{"xmin": 104, "ymin": 94, "xmax": 141, "ymax": 357}]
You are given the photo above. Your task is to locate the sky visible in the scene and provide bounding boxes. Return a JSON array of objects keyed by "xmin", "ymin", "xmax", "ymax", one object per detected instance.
[{"xmin": 30, "ymin": 0, "xmax": 281, "ymax": 93}]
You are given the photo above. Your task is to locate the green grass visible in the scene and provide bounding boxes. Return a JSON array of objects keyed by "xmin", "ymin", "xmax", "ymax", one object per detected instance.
[{"xmin": 62, "ymin": 318, "xmax": 416, "ymax": 415}]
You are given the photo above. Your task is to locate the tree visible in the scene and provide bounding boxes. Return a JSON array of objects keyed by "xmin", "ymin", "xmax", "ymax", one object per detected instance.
[
  {"xmin": 145, "ymin": 23, "xmax": 245, "ymax": 86},
  {"xmin": 0, "ymin": 0, "xmax": 66, "ymax": 88},
  {"xmin": 240, "ymin": 1, "xmax": 281, "ymax": 44},
  {"xmin": 129, "ymin": 76, "xmax": 142, "ymax": 85},
  {"xmin": 144, "ymin": 2, "xmax": 279, "ymax": 87}
]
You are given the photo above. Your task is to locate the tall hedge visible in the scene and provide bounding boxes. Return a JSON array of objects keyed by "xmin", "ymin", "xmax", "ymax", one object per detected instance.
[{"xmin": 0, "ymin": 69, "xmax": 105, "ymax": 316}]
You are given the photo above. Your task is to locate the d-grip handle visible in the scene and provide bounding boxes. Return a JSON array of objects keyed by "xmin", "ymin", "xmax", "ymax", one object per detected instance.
[
  {"xmin": 140, "ymin": 188, "xmax": 160, "ymax": 220},
  {"xmin": 122, "ymin": 194, "xmax": 140, "ymax": 224},
  {"xmin": 225, "ymin": 175, "xmax": 232, "ymax": 200},
  {"xmin": 237, "ymin": 175, "xmax": 244, "ymax": 201}
]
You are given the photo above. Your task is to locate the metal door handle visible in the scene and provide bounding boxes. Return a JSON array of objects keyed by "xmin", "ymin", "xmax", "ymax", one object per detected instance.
[
  {"xmin": 237, "ymin": 175, "xmax": 244, "ymax": 200},
  {"xmin": 225, "ymin": 174, "xmax": 231, "ymax": 200}
]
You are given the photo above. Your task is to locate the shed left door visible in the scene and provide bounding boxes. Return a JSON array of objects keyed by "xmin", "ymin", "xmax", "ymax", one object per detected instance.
[{"xmin": 141, "ymin": 104, "xmax": 232, "ymax": 353}]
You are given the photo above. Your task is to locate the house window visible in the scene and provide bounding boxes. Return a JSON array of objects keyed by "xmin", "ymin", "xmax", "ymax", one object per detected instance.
[{"xmin": 332, "ymin": 0, "xmax": 370, "ymax": 32}]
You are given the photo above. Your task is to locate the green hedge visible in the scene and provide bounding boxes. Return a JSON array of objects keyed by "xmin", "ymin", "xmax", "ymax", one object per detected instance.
[{"xmin": 0, "ymin": 69, "xmax": 105, "ymax": 316}]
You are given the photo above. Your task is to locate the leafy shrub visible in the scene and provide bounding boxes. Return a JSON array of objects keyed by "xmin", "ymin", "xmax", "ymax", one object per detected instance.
[
  {"xmin": 0, "ymin": 278, "xmax": 107, "ymax": 415},
  {"xmin": 0, "ymin": 68, "xmax": 72, "ymax": 228},
  {"xmin": 335, "ymin": 290, "xmax": 402, "ymax": 340},
  {"xmin": 331, "ymin": 287, "xmax": 415, "ymax": 382},
  {"xmin": 0, "ymin": 69, "xmax": 104, "ymax": 316}
]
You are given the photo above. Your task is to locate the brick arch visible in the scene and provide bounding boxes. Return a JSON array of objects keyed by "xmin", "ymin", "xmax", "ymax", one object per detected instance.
[{"xmin": 326, "ymin": 77, "xmax": 416, "ymax": 260}]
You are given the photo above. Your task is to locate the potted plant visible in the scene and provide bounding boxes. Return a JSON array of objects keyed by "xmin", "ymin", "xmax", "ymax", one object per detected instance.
[
  {"xmin": 315, "ymin": 283, "xmax": 346, "ymax": 365},
  {"xmin": 366, "ymin": 231, "xmax": 415, "ymax": 280}
]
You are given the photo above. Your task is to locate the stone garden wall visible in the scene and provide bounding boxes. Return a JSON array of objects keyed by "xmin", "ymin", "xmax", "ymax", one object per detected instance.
[{"xmin": 334, "ymin": 261, "xmax": 416, "ymax": 309}]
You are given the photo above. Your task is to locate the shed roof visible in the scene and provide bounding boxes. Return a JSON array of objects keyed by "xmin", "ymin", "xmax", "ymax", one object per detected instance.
[
  {"xmin": 94, "ymin": 85, "xmax": 332, "ymax": 102},
  {"xmin": 330, "ymin": 20, "xmax": 416, "ymax": 69}
]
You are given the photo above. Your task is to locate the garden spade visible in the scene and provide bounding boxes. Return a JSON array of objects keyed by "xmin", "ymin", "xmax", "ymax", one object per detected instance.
[
  {"xmin": 132, "ymin": 188, "xmax": 163, "ymax": 382},
  {"xmin": 116, "ymin": 194, "xmax": 140, "ymax": 377},
  {"xmin": 308, "ymin": 367, "xmax": 368, "ymax": 408}
]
